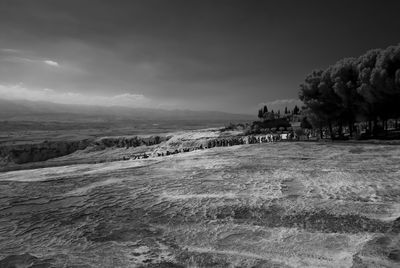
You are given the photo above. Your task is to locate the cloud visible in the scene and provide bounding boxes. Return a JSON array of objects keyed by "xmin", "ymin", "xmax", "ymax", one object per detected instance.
[
  {"xmin": 0, "ymin": 48, "xmax": 60, "ymax": 67},
  {"xmin": 0, "ymin": 48, "xmax": 21, "ymax": 53},
  {"xmin": 43, "ymin": 60, "xmax": 59, "ymax": 67},
  {"xmin": 0, "ymin": 84, "xmax": 153, "ymax": 108},
  {"xmin": 2, "ymin": 56, "xmax": 60, "ymax": 68}
]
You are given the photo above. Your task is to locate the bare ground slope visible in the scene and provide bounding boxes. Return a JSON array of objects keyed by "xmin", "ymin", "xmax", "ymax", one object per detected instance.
[{"xmin": 0, "ymin": 142, "xmax": 399, "ymax": 267}]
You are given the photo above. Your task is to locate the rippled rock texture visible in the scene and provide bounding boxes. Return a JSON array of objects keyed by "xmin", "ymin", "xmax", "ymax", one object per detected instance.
[
  {"xmin": 0, "ymin": 135, "xmax": 169, "ymax": 166},
  {"xmin": 0, "ymin": 139, "xmax": 92, "ymax": 164},
  {"xmin": 0, "ymin": 142, "xmax": 399, "ymax": 267}
]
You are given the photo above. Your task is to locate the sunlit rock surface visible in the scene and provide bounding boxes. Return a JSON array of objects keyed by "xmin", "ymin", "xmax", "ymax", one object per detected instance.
[{"xmin": 0, "ymin": 142, "xmax": 399, "ymax": 267}]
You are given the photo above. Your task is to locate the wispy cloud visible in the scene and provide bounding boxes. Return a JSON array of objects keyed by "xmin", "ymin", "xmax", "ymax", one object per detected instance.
[
  {"xmin": 1, "ymin": 48, "xmax": 60, "ymax": 68},
  {"xmin": 0, "ymin": 84, "xmax": 153, "ymax": 108},
  {"xmin": 4, "ymin": 57, "xmax": 60, "ymax": 68},
  {"xmin": 43, "ymin": 60, "xmax": 59, "ymax": 67},
  {"xmin": 0, "ymin": 48, "xmax": 21, "ymax": 53}
]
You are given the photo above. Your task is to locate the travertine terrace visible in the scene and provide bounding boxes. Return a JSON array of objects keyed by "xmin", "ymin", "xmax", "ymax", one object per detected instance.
[{"xmin": 0, "ymin": 142, "xmax": 399, "ymax": 267}]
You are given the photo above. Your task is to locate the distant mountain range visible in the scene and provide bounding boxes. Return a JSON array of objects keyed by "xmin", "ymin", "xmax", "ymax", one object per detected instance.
[{"xmin": 0, "ymin": 98, "xmax": 255, "ymax": 122}]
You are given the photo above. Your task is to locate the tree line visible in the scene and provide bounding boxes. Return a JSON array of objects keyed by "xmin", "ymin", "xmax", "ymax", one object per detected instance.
[
  {"xmin": 257, "ymin": 105, "xmax": 300, "ymax": 120},
  {"xmin": 299, "ymin": 44, "xmax": 400, "ymax": 138}
]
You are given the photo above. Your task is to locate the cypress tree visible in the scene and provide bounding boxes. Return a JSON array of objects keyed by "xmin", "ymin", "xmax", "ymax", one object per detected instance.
[
  {"xmin": 257, "ymin": 109, "xmax": 263, "ymax": 119},
  {"xmin": 263, "ymin": 105, "xmax": 268, "ymax": 115}
]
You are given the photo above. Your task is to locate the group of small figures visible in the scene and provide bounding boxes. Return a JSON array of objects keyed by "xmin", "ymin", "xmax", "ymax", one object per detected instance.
[
  {"xmin": 126, "ymin": 147, "xmax": 203, "ymax": 160},
  {"xmin": 121, "ymin": 133, "xmax": 299, "ymax": 161},
  {"xmin": 245, "ymin": 132, "xmax": 298, "ymax": 143}
]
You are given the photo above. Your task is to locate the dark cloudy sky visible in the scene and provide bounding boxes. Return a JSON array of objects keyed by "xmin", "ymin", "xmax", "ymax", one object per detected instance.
[{"xmin": 0, "ymin": 0, "xmax": 400, "ymax": 113}]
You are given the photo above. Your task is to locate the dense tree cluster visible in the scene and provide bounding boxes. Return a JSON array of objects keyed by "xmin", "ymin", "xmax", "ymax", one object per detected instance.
[
  {"xmin": 257, "ymin": 105, "xmax": 269, "ymax": 119},
  {"xmin": 292, "ymin": 105, "xmax": 300, "ymax": 115},
  {"xmin": 257, "ymin": 105, "xmax": 300, "ymax": 121},
  {"xmin": 299, "ymin": 44, "xmax": 400, "ymax": 137}
]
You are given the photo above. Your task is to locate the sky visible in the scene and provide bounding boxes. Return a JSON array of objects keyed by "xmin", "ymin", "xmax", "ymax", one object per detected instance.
[{"xmin": 0, "ymin": 0, "xmax": 400, "ymax": 114}]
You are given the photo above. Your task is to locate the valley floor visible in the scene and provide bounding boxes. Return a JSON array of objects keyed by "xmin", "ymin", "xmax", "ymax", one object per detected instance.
[{"xmin": 0, "ymin": 142, "xmax": 399, "ymax": 267}]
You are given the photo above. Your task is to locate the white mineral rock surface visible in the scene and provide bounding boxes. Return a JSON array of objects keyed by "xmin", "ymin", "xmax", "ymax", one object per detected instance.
[{"xmin": 0, "ymin": 142, "xmax": 399, "ymax": 267}]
